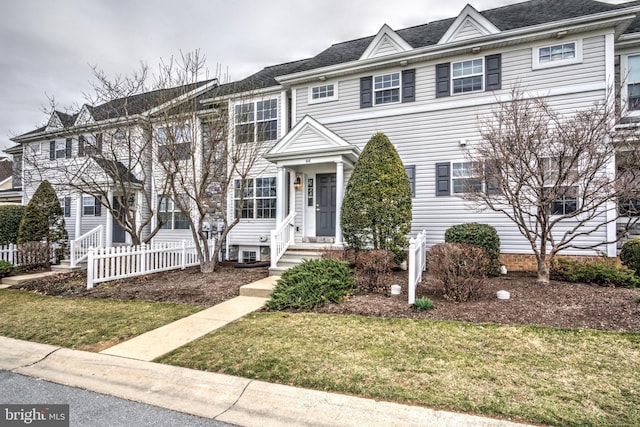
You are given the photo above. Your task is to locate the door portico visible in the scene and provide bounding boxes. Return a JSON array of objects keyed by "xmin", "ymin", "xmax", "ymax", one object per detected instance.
[{"xmin": 264, "ymin": 116, "xmax": 360, "ymax": 244}]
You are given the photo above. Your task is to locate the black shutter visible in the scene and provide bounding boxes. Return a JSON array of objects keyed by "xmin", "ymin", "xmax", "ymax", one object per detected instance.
[
  {"xmin": 402, "ymin": 69, "xmax": 416, "ymax": 103},
  {"xmin": 485, "ymin": 54, "xmax": 501, "ymax": 91},
  {"xmin": 96, "ymin": 133, "xmax": 103, "ymax": 153},
  {"xmin": 94, "ymin": 196, "xmax": 101, "ymax": 216},
  {"xmin": 78, "ymin": 136, "xmax": 85, "ymax": 157},
  {"xmin": 436, "ymin": 63, "xmax": 450, "ymax": 98},
  {"xmin": 360, "ymin": 76, "xmax": 373, "ymax": 108},
  {"xmin": 64, "ymin": 196, "xmax": 71, "ymax": 217},
  {"xmin": 436, "ymin": 162, "xmax": 450, "ymax": 196},
  {"xmin": 49, "ymin": 141, "xmax": 55, "ymax": 160},
  {"xmin": 65, "ymin": 138, "xmax": 72, "ymax": 158},
  {"xmin": 405, "ymin": 165, "xmax": 416, "ymax": 197}
]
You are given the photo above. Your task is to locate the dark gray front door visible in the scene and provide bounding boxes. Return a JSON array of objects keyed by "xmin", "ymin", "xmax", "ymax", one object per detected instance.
[
  {"xmin": 112, "ymin": 197, "xmax": 126, "ymax": 243},
  {"xmin": 316, "ymin": 173, "xmax": 336, "ymax": 236}
]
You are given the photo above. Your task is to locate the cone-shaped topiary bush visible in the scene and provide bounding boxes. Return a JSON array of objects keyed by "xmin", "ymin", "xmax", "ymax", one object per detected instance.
[
  {"xmin": 341, "ymin": 132, "xmax": 412, "ymax": 261},
  {"xmin": 17, "ymin": 180, "xmax": 68, "ymax": 248}
]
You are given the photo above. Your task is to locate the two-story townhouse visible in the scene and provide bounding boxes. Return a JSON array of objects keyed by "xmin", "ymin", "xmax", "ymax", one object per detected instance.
[
  {"xmin": 8, "ymin": 80, "xmax": 218, "ymax": 248},
  {"xmin": 218, "ymin": 0, "xmax": 640, "ymax": 269}
]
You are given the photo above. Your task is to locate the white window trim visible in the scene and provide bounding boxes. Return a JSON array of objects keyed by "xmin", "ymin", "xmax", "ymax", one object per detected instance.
[
  {"xmin": 82, "ymin": 195, "xmax": 96, "ymax": 216},
  {"xmin": 373, "ymin": 72, "xmax": 401, "ymax": 105},
  {"xmin": 621, "ymin": 53, "xmax": 640, "ymax": 116},
  {"xmin": 233, "ymin": 176, "xmax": 277, "ymax": 220},
  {"xmin": 30, "ymin": 142, "xmax": 42, "ymax": 156},
  {"xmin": 532, "ymin": 39, "xmax": 582, "ymax": 70},
  {"xmin": 308, "ymin": 82, "xmax": 339, "ymax": 104},
  {"xmin": 451, "ymin": 57, "xmax": 484, "ymax": 96},
  {"xmin": 234, "ymin": 99, "xmax": 278, "ymax": 143},
  {"xmin": 240, "ymin": 246, "xmax": 261, "ymax": 262},
  {"xmin": 451, "ymin": 161, "xmax": 483, "ymax": 194}
]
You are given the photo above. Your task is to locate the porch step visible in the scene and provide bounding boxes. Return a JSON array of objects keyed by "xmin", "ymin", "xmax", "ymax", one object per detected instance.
[
  {"xmin": 239, "ymin": 276, "xmax": 279, "ymax": 298},
  {"xmin": 268, "ymin": 250, "xmax": 324, "ymax": 276},
  {"xmin": 50, "ymin": 258, "xmax": 85, "ymax": 273}
]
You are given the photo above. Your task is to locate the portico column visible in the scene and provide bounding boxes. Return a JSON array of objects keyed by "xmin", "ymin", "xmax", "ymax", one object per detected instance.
[
  {"xmin": 105, "ymin": 190, "xmax": 113, "ymax": 247},
  {"xmin": 335, "ymin": 160, "xmax": 344, "ymax": 245},
  {"xmin": 276, "ymin": 166, "xmax": 286, "ymax": 224},
  {"xmin": 75, "ymin": 193, "xmax": 82, "ymax": 240}
]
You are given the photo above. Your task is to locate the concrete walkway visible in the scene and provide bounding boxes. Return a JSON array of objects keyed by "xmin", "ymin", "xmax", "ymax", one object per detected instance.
[
  {"xmin": 1, "ymin": 336, "xmax": 534, "ymax": 427},
  {"xmin": 0, "ymin": 271, "xmax": 60, "ymax": 288},
  {"xmin": 100, "ymin": 275, "xmax": 279, "ymax": 361}
]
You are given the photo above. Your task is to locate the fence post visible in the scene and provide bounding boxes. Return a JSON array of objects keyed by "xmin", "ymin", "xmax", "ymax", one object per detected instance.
[
  {"xmin": 86, "ymin": 248, "xmax": 95, "ymax": 289},
  {"xmin": 408, "ymin": 237, "xmax": 417, "ymax": 305},
  {"xmin": 140, "ymin": 244, "xmax": 147, "ymax": 275},
  {"xmin": 181, "ymin": 240, "xmax": 186, "ymax": 270}
]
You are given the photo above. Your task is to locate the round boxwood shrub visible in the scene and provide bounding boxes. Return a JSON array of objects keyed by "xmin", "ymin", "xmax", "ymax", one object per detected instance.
[
  {"xmin": 620, "ymin": 238, "xmax": 640, "ymax": 275},
  {"xmin": 266, "ymin": 259, "xmax": 356, "ymax": 311},
  {"xmin": 445, "ymin": 222, "xmax": 501, "ymax": 276}
]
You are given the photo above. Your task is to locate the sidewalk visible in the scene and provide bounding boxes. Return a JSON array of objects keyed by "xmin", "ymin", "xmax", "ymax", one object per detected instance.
[{"xmin": 0, "ymin": 336, "xmax": 534, "ymax": 427}]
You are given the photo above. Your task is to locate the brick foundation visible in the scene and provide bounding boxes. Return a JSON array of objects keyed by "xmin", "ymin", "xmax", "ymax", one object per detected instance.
[{"xmin": 499, "ymin": 253, "xmax": 619, "ymax": 272}]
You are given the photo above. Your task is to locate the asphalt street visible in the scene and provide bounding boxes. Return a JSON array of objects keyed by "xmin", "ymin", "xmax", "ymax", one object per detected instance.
[{"xmin": 0, "ymin": 370, "xmax": 235, "ymax": 427}]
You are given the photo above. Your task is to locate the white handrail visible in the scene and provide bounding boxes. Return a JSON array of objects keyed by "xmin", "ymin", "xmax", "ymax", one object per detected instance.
[
  {"xmin": 270, "ymin": 212, "xmax": 296, "ymax": 269},
  {"xmin": 408, "ymin": 230, "xmax": 427, "ymax": 305},
  {"xmin": 70, "ymin": 225, "xmax": 104, "ymax": 268}
]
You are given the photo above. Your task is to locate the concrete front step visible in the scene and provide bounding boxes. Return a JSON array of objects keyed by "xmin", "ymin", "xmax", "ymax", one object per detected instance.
[{"xmin": 239, "ymin": 276, "xmax": 279, "ymax": 298}]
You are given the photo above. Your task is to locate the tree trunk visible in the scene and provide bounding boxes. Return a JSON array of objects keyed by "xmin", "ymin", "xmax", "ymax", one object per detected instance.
[
  {"xmin": 200, "ymin": 258, "xmax": 216, "ymax": 273},
  {"xmin": 536, "ymin": 255, "xmax": 550, "ymax": 284}
]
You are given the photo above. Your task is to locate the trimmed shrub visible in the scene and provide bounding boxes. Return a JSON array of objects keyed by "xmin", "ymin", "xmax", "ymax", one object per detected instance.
[
  {"xmin": 620, "ymin": 238, "xmax": 640, "ymax": 275},
  {"xmin": 428, "ymin": 242, "xmax": 489, "ymax": 302},
  {"xmin": 445, "ymin": 222, "xmax": 501, "ymax": 276},
  {"xmin": 17, "ymin": 181, "xmax": 68, "ymax": 264},
  {"xmin": 341, "ymin": 132, "xmax": 412, "ymax": 262},
  {"xmin": 0, "ymin": 260, "xmax": 14, "ymax": 278},
  {"xmin": 0, "ymin": 205, "xmax": 26, "ymax": 245},
  {"xmin": 266, "ymin": 259, "xmax": 356, "ymax": 310},
  {"xmin": 355, "ymin": 249, "xmax": 395, "ymax": 294},
  {"xmin": 551, "ymin": 258, "xmax": 639, "ymax": 288}
]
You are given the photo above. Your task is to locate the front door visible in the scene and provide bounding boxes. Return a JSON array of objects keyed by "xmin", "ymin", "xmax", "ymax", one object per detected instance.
[
  {"xmin": 316, "ymin": 173, "xmax": 336, "ymax": 236},
  {"xmin": 112, "ymin": 196, "xmax": 127, "ymax": 243}
]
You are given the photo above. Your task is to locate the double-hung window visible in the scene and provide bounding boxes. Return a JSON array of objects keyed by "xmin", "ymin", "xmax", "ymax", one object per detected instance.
[
  {"xmin": 452, "ymin": 59, "xmax": 483, "ymax": 94},
  {"xmin": 452, "ymin": 162, "xmax": 482, "ymax": 193},
  {"xmin": 235, "ymin": 99, "xmax": 278, "ymax": 143},
  {"xmin": 628, "ymin": 55, "xmax": 640, "ymax": 111},
  {"xmin": 157, "ymin": 125, "xmax": 191, "ymax": 161},
  {"xmin": 549, "ymin": 187, "xmax": 578, "ymax": 215},
  {"xmin": 541, "ymin": 157, "xmax": 578, "ymax": 215},
  {"xmin": 49, "ymin": 140, "xmax": 71, "ymax": 160},
  {"xmin": 82, "ymin": 195, "xmax": 101, "ymax": 216},
  {"xmin": 159, "ymin": 195, "xmax": 190, "ymax": 230},
  {"xmin": 234, "ymin": 177, "xmax": 276, "ymax": 219},
  {"xmin": 60, "ymin": 196, "xmax": 71, "ymax": 217},
  {"xmin": 374, "ymin": 73, "xmax": 400, "ymax": 104}
]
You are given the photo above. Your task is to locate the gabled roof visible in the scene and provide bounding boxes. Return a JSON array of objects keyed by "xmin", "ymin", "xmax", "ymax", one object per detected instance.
[
  {"xmin": 438, "ymin": 4, "xmax": 500, "ymax": 44},
  {"xmin": 360, "ymin": 24, "xmax": 413, "ymax": 60}
]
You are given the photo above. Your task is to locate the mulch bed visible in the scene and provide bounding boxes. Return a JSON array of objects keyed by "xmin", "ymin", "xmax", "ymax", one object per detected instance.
[{"xmin": 8, "ymin": 267, "xmax": 640, "ymax": 332}]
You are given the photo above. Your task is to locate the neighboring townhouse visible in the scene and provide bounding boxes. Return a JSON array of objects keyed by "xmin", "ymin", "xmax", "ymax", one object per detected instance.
[{"xmin": 7, "ymin": 0, "xmax": 640, "ymax": 269}]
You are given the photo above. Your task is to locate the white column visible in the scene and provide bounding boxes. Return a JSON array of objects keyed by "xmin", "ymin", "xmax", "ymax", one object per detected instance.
[
  {"xmin": 105, "ymin": 190, "xmax": 113, "ymax": 247},
  {"xmin": 289, "ymin": 170, "xmax": 296, "ymax": 215},
  {"xmin": 75, "ymin": 193, "xmax": 82, "ymax": 240},
  {"xmin": 335, "ymin": 160, "xmax": 344, "ymax": 245},
  {"xmin": 276, "ymin": 166, "xmax": 286, "ymax": 224}
]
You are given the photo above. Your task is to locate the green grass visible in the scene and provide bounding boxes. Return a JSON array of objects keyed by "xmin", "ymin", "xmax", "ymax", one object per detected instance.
[
  {"xmin": 0, "ymin": 289, "xmax": 200, "ymax": 350},
  {"xmin": 160, "ymin": 312, "xmax": 640, "ymax": 427}
]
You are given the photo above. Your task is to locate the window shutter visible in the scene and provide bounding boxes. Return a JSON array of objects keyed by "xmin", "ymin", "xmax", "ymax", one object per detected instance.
[
  {"xmin": 402, "ymin": 69, "xmax": 416, "ymax": 103},
  {"xmin": 96, "ymin": 133, "xmax": 103, "ymax": 153},
  {"xmin": 65, "ymin": 138, "xmax": 72, "ymax": 158},
  {"xmin": 78, "ymin": 136, "xmax": 85, "ymax": 157},
  {"xmin": 49, "ymin": 141, "xmax": 55, "ymax": 160},
  {"xmin": 485, "ymin": 54, "xmax": 501, "ymax": 91},
  {"xmin": 94, "ymin": 196, "xmax": 101, "ymax": 216},
  {"xmin": 360, "ymin": 76, "xmax": 373, "ymax": 108},
  {"xmin": 435, "ymin": 63, "xmax": 450, "ymax": 98},
  {"xmin": 436, "ymin": 162, "xmax": 450, "ymax": 196},
  {"xmin": 64, "ymin": 196, "xmax": 71, "ymax": 217}
]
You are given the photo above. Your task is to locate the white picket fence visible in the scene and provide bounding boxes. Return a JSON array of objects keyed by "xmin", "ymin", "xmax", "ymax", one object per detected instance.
[
  {"xmin": 86, "ymin": 238, "xmax": 215, "ymax": 289},
  {"xmin": 408, "ymin": 230, "xmax": 427, "ymax": 305},
  {"xmin": 0, "ymin": 243, "xmax": 56, "ymax": 266}
]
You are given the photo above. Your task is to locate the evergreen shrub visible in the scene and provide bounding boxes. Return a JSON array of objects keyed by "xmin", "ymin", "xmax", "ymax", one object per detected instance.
[{"xmin": 445, "ymin": 222, "xmax": 501, "ymax": 276}]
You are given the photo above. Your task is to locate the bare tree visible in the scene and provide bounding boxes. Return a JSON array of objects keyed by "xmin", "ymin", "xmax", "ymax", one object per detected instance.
[
  {"xmin": 464, "ymin": 87, "xmax": 640, "ymax": 284},
  {"xmin": 152, "ymin": 52, "xmax": 267, "ymax": 272}
]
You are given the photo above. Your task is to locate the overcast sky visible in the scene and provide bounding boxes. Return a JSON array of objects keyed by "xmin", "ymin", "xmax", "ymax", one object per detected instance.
[{"xmin": 0, "ymin": 0, "xmax": 626, "ymax": 151}]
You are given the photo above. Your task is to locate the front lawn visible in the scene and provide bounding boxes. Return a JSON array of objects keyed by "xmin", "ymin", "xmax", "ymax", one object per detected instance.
[
  {"xmin": 160, "ymin": 312, "xmax": 640, "ymax": 427},
  {"xmin": 0, "ymin": 289, "xmax": 201, "ymax": 351}
]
